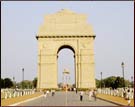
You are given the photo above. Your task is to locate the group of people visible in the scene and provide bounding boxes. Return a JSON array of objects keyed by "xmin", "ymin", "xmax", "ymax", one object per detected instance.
[
  {"xmin": 43, "ymin": 88, "xmax": 97, "ymax": 102},
  {"xmin": 79, "ymin": 89, "xmax": 97, "ymax": 101},
  {"xmin": 43, "ymin": 90, "xmax": 56, "ymax": 99}
]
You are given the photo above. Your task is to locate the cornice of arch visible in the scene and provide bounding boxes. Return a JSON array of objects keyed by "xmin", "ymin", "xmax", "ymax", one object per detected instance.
[{"xmin": 36, "ymin": 35, "xmax": 96, "ymax": 39}]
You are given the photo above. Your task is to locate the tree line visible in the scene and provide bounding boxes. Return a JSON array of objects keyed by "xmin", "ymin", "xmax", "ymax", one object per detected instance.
[
  {"xmin": 1, "ymin": 76, "xmax": 133, "ymax": 89},
  {"xmin": 96, "ymin": 76, "xmax": 133, "ymax": 89},
  {"xmin": 1, "ymin": 77, "xmax": 37, "ymax": 89}
]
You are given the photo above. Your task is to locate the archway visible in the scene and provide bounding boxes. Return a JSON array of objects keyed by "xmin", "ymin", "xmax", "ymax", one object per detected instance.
[
  {"xmin": 57, "ymin": 46, "xmax": 75, "ymax": 89},
  {"xmin": 36, "ymin": 9, "xmax": 96, "ymax": 89}
]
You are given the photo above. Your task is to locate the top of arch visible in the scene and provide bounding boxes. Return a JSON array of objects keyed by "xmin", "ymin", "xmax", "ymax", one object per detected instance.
[
  {"xmin": 57, "ymin": 8, "xmax": 76, "ymax": 14},
  {"xmin": 37, "ymin": 9, "xmax": 95, "ymax": 37}
]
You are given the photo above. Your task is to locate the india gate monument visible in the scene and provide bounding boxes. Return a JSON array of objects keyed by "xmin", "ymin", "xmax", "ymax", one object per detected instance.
[{"xmin": 36, "ymin": 9, "xmax": 96, "ymax": 89}]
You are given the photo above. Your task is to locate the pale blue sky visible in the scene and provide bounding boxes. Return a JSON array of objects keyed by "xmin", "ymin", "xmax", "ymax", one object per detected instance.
[{"xmin": 1, "ymin": 1, "xmax": 134, "ymax": 84}]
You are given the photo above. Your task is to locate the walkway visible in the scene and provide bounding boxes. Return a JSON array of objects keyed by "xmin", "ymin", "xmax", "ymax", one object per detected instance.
[
  {"xmin": 11, "ymin": 92, "xmax": 118, "ymax": 106},
  {"xmin": 1, "ymin": 91, "xmax": 134, "ymax": 106}
]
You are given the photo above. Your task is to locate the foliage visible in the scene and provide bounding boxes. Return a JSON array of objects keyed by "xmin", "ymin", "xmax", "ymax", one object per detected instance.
[
  {"xmin": 96, "ymin": 76, "xmax": 132, "ymax": 89},
  {"xmin": 32, "ymin": 77, "xmax": 37, "ymax": 88},
  {"xmin": 1, "ymin": 78, "xmax": 4, "ymax": 88},
  {"xmin": 16, "ymin": 82, "xmax": 21, "ymax": 88},
  {"xmin": 104, "ymin": 76, "xmax": 117, "ymax": 89},
  {"xmin": 125, "ymin": 79, "xmax": 131, "ymax": 87},
  {"xmin": 114, "ymin": 76, "xmax": 124, "ymax": 88},
  {"xmin": 21, "ymin": 80, "xmax": 33, "ymax": 89},
  {"xmin": 130, "ymin": 81, "xmax": 134, "ymax": 88},
  {"xmin": 1, "ymin": 77, "xmax": 37, "ymax": 89},
  {"xmin": 96, "ymin": 79, "xmax": 100, "ymax": 88},
  {"xmin": 2, "ymin": 78, "xmax": 13, "ymax": 88}
]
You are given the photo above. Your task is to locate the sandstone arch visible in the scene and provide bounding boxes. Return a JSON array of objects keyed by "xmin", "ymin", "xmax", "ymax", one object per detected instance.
[{"xmin": 36, "ymin": 9, "xmax": 96, "ymax": 89}]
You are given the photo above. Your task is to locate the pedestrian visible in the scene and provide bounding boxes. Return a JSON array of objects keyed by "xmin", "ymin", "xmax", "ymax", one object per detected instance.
[
  {"xmin": 127, "ymin": 89, "xmax": 131, "ymax": 106},
  {"xmin": 44, "ymin": 91, "xmax": 47, "ymax": 99},
  {"xmin": 46, "ymin": 90, "xmax": 49, "ymax": 94},
  {"xmin": 128, "ymin": 100, "xmax": 131, "ymax": 106},
  {"xmin": 123, "ymin": 88, "xmax": 126, "ymax": 99},
  {"xmin": 88, "ymin": 89, "xmax": 93, "ymax": 101},
  {"xmin": 93, "ymin": 89, "xmax": 97, "ymax": 101},
  {"xmin": 76, "ymin": 88, "xmax": 78, "ymax": 94},
  {"xmin": 51, "ymin": 90, "xmax": 55, "ymax": 96},
  {"xmin": 80, "ymin": 91, "xmax": 84, "ymax": 101}
]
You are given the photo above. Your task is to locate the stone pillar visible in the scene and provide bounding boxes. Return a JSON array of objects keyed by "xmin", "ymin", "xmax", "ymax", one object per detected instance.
[
  {"xmin": 39, "ymin": 48, "xmax": 57, "ymax": 89},
  {"xmin": 79, "ymin": 51, "xmax": 95, "ymax": 88},
  {"xmin": 75, "ymin": 54, "xmax": 78, "ymax": 88}
]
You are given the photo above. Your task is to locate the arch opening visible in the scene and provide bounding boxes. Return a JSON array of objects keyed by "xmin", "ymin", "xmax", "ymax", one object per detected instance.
[
  {"xmin": 57, "ymin": 45, "xmax": 76, "ymax": 90},
  {"xmin": 57, "ymin": 45, "xmax": 75, "ymax": 55}
]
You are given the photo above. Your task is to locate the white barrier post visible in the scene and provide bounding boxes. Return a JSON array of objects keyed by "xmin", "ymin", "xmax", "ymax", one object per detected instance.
[
  {"xmin": 13, "ymin": 92, "xmax": 16, "ymax": 98},
  {"xmin": 9, "ymin": 93, "xmax": 12, "ymax": 98},
  {"xmin": 17, "ymin": 92, "xmax": 19, "ymax": 97},
  {"xmin": 5, "ymin": 93, "xmax": 7, "ymax": 99},
  {"xmin": 23, "ymin": 91, "xmax": 25, "ymax": 95}
]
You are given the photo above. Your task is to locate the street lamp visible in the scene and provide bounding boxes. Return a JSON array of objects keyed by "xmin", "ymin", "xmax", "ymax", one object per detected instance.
[
  {"xmin": 100, "ymin": 72, "xmax": 102, "ymax": 94},
  {"xmin": 100, "ymin": 72, "xmax": 102, "ymax": 89},
  {"xmin": 63, "ymin": 69, "xmax": 70, "ymax": 91},
  {"xmin": 13, "ymin": 76, "xmax": 15, "ymax": 89},
  {"xmin": 63, "ymin": 69, "xmax": 70, "ymax": 106},
  {"xmin": 131, "ymin": 76, "xmax": 133, "ymax": 88},
  {"xmin": 22, "ymin": 68, "xmax": 24, "ymax": 89},
  {"xmin": 121, "ymin": 62, "xmax": 125, "ymax": 88}
]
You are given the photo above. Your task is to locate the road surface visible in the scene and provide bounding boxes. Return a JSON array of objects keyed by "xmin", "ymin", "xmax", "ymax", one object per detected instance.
[{"xmin": 17, "ymin": 91, "xmax": 118, "ymax": 106}]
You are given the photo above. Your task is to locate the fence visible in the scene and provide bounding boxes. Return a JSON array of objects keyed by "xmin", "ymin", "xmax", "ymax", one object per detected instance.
[
  {"xmin": 1, "ymin": 89, "xmax": 36, "ymax": 100},
  {"xmin": 97, "ymin": 88, "xmax": 134, "ymax": 100}
]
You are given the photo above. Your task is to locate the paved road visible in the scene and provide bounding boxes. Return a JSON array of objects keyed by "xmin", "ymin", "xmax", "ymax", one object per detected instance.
[{"xmin": 17, "ymin": 91, "xmax": 118, "ymax": 106}]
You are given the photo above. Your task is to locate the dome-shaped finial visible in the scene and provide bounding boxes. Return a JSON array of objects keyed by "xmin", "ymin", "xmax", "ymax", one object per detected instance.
[{"xmin": 58, "ymin": 8, "xmax": 74, "ymax": 14}]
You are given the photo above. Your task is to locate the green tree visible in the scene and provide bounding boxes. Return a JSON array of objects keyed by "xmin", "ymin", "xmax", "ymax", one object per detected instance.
[
  {"xmin": 96, "ymin": 76, "xmax": 133, "ymax": 89},
  {"xmin": 103, "ymin": 76, "xmax": 117, "ymax": 89},
  {"xmin": 131, "ymin": 81, "xmax": 134, "ymax": 88},
  {"xmin": 21, "ymin": 80, "xmax": 33, "ymax": 89},
  {"xmin": 114, "ymin": 76, "xmax": 124, "ymax": 88},
  {"xmin": 96, "ymin": 79, "xmax": 100, "ymax": 88},
  {"xmin": 4, "ymin": 78, "xmax": 13, "ymax": 88},
  {"xmin": 33, "ymin": 77, "xmax": 37, "ymax": 88},
  {"xmin": 125, "ymin": 79, "xmax": 131, "ymax": 87},
  {"xmin": 16, "ymin": 82, "xmax": 21, "ymax": 89},
  {"xmin": 1, "ymin": 78, "xmax": 4, "ymax": 88}
]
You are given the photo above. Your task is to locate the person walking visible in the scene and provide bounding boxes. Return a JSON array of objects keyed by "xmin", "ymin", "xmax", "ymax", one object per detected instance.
[
  {"xmin": 123, "ymin": 88, "xmax": 126, "ymax": 99},
  {"xmin": 93, "ymin": 89, "xmax": 97, "ymax": 101},
  {"xmin": 80, "ymin": 91, "xmax": 84, "ymax": 101},
  {"xmin": 51, "ymin": 90, "xmax": 55, "ymax": 96},
  {"xmin": 44, "ymin": 91, "xmax": 47, "ymax": 99},
  {"xmin": 76, "ymin": 88, "xmax": 78, "ymax": 94},
  {"xmin": 127, "ymin": 89, "xmax": 131, "ymax": 106},
  {"xmin": 88, "ymin": 89, "xmax": 93, "ymax": 101}
]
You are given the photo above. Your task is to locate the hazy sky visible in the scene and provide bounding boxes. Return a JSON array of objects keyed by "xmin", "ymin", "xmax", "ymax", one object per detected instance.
[{"xmin": 1, "ymin": 1, "xmax": 134, "ymax": 84}]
